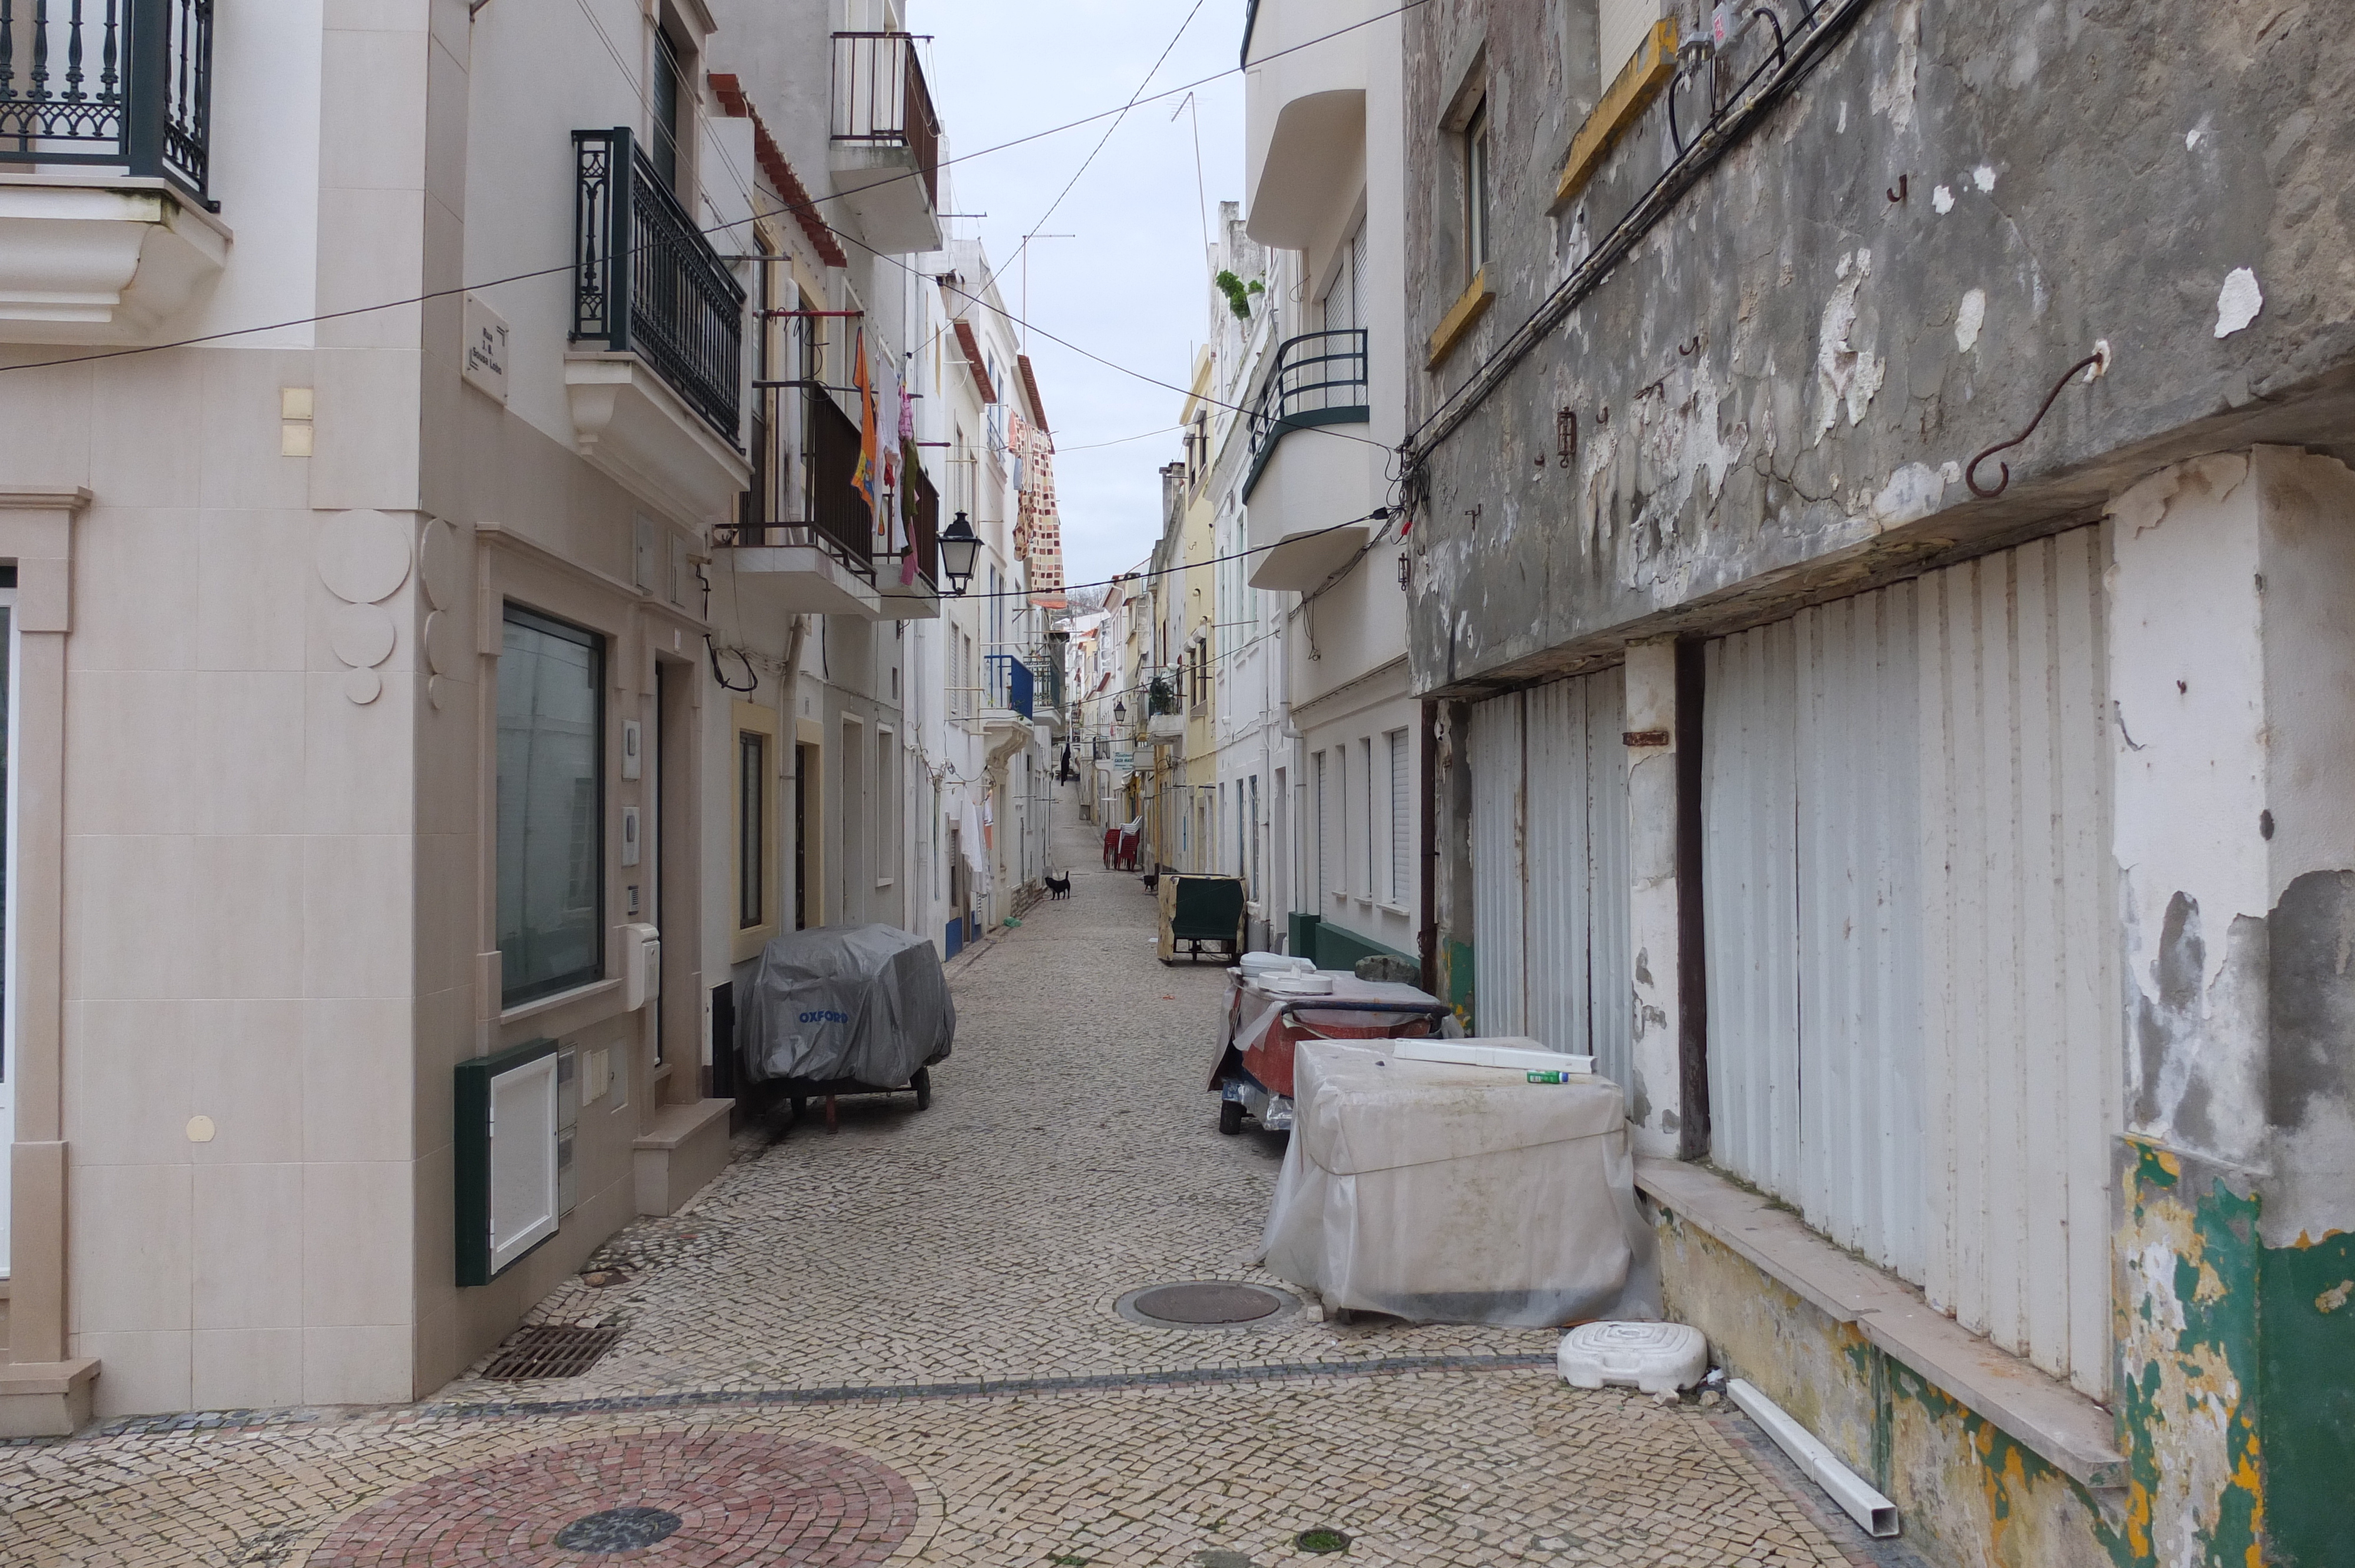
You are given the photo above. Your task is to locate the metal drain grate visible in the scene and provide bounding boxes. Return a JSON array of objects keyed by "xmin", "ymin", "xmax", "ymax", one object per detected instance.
[{"xmin": 480, "ymin": 1323, "xmax": 621, "ymax": 1380}]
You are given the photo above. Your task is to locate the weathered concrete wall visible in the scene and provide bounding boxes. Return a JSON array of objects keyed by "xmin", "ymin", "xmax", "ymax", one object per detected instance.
[
  {"xmin": 1656, "ymin": 1212, "xmax": 2116, "ymax": 1568},
  {"xmin": 2107, "ymin": 448, "xmax": 2355, "ymax": 1568},
  {"xmin": 1402, "ymin": 0, "xmax": 2355, "ymax": 697}
]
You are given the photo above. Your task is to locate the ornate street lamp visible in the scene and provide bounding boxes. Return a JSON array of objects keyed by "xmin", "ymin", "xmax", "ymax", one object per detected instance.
[{"xmin": 939, "ymin": 511, "xmax": 980, "ymax": 596}]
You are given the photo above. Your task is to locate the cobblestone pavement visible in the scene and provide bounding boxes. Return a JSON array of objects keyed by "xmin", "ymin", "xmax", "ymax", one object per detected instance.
[{"xmin": 1, "ymin": 790, "xmax": 1914, "ymax": 1567}]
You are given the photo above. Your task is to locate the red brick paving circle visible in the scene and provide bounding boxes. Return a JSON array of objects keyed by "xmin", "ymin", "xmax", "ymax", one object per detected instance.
[{"xmin": 308, "ymin": 1432, "xmax": 918, "ymax": 1565}]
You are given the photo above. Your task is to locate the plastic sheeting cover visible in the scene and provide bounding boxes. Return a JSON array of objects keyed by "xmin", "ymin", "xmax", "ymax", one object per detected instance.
[
  {"xmin": 1260, "ymin": 1040, "xmax": 1659, "ymax": 1326},
  {"xmin": 737, "ymin": 923, "xmax": 955, "ymax": 1088}
]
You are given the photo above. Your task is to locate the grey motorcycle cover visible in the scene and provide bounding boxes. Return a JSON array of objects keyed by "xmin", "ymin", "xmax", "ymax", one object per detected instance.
[{"xmin": 737, "ymin": 924, "xmax": 956, "ymax": 1087}]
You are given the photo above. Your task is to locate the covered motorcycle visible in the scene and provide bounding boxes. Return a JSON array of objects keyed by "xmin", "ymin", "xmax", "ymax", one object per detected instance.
[{"xmin": 736, "ymin": 924, "xmax": 954, "ymax": 1119}]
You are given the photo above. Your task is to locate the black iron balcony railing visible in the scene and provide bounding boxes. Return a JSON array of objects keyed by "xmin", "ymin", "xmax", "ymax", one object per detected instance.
[
  {"xmin": 572, "ymin": 126, "xmax": 745, "ymax": 444},
  {"xmin": 984, "ymin": 653, "xmax": 1034, "ymax": 721},
  {"xmin": 718, "ymin": 383, "xmax": 874, "ymax": 578},
  {"xmin": 0, "ymin": 0, "xmax": 214, "ymax": 201},
  {"xmin": 1242, "ymin": 328, "xmax": 1369, "ymax": 500},
  {"xmin": 830, "ymin": 31, "xmax": 939, "ymax": 210},
  {"xmin": 888, "ymin": 459, "xmax": 939, "ymax": 589}
]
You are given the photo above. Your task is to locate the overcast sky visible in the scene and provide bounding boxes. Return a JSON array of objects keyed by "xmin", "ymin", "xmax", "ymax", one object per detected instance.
[{"xmin": 914, "ymin": 2, "xmax": 1248, "ymax": 591}]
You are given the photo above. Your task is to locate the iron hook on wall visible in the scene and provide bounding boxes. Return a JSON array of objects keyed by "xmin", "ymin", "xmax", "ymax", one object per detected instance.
[
  {"xmin": 1965, "ymin": 344, "xmax": 2111, "ymax": 499},
  {"xmin": 1887, "ymin": 174, "xmax": 1908, "ymax": 204}
]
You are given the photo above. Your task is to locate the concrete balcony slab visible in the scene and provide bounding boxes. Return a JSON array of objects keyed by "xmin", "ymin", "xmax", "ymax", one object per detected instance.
[{"xmin": 0, "ymin": 175, "xmax": 229, "ymax": 344}]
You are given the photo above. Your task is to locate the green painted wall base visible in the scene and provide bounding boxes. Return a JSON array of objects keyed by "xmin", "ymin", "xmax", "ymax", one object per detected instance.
[{"xmin": 1309, "ymin": 918, "xmax": 1412, "ymax": 974}]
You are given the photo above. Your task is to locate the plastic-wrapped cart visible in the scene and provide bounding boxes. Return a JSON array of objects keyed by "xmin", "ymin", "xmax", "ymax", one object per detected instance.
[
  {"xmin": 1157, "ymin": 873, "xmax": 1246, "ymax": 964},
  {"xmin": 1258, "ymin": 1038, "xmax": 1659, "ymax": 1326},
  {"xmin": 735, "ymin": 924, "xmax": 954, "ymax": 1127},
  {"xmin": 1206, "ymin": 969, "xmax": 1452, "ymax": 1134}
]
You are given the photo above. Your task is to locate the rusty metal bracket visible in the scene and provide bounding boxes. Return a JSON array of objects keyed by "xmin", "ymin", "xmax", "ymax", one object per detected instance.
[
  {"xmin": 1965, "ymin": 348, "xmax": 2108, "ymax": 498},
  {"xmin": 1558, "ymin": 407, "xmax": 1578, "ymax": 467}
]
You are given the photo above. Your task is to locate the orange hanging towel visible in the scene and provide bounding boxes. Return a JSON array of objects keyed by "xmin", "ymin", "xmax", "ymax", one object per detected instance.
[{"xmin": 852, "ymin": 329, "xmax": 882, "ymax": 543}]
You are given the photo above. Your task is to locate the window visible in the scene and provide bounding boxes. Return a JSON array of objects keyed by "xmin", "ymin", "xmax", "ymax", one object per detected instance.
[
  {"xmin": 1464, "ymin": 98, "xmax": 1491, "ymax": 279},
  {"xmin": 875, "ymin": 726, "xmax": 899, "ymax": 888},
  {"xmin": 1361, "ymin": 737, "xmax": 1376, "ymax": 895},
  {"xmin": 651, "ymin": 22, "xmax": 687, "ymax": 194},
  {"xmin": 497, "ymin": 607, "xmax": 605, "ymax": 1006},
  {"xmin": 1314, "ymin": 750, "xmax": 1331, "ymax": 905},
  {"xmin": 841, "ymin": 719, "xmax": 867, "ymax": 921},
  {"xmin": 732, "ymin": 700, "xmax": 781, "ymax": 960},
  {"xmin": 1249, "ymin": 775, "xmax": 1262, "ymax": 901},
  {"xmin": 1388, "ymin": 729, "xmax": 1410, "ymax": 905},
  {"xmin": 739, "ymin": 731, "xmax": 767, "ymax": 928}
]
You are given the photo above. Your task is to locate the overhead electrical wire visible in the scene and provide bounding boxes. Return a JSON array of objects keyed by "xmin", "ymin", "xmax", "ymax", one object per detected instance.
[{"xmin": 0, "ymin": 0, "xmax": 1432, "ymax": 383}]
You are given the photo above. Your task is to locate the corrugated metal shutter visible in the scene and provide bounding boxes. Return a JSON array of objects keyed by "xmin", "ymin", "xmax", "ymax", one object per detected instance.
[
  {"xmin": 1702, "ymin": 621, "xmax": 1803, "ymax": 1200},
  {"xmin": 1795, "ymin": 588, "xmax": 1925, "ymax": 1282},
  {"xmin": 1918, "ymin": 529, "xmax": 2114, "ymax": 1397},
  {"xmin": 1469, "ymin": 696, "xmax": 1525, "ymax": 1035},
  {"xmin": 1699, "ymin": 527, "xmax": 2112, "ymax": 1396},
  {"xmin": 1705, "ymin": 586, "xmax": 1926, "ymax": 1273},
  {"xmin": 1468, "ymin": 670, "xmax": 1632, "ymax": 1086}
]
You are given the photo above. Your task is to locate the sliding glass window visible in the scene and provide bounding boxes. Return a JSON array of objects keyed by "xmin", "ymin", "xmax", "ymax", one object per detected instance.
[{"xmin": 497, "ymin": 607, "xmax": 605, "ymax": 1006}]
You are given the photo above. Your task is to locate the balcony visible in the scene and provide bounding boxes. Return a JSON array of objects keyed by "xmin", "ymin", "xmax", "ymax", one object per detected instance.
[
  {"xmin": 714, "ymin": 381, "xmax": 880, "ymax": 615},
  {"xmin": 567, "ymin": 127, "xmax": 749, "ymax": 525},
  {"xmin": 828, "ymin": 32, "xmax": 942, "ymax": 255},
  {"xmin": 983, "ymin": 653, "xmax": 1034, "ymax": 721},
  {"xmin": 1241, "ymin": 0, "xmax": 1368, "ymax": 250},
  {"xmin": 0, "ymin": 0, "xmax": 228, "ymax": 343},
  {"xmin": 873, "ymin": 456, "xmax": 941, "ymax": 620},
  {"xmin": 1242, "ymin": 330, "xmax": 1378, "ymax": 590}
]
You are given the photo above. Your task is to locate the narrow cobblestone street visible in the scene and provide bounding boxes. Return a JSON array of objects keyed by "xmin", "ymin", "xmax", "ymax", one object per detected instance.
[{"xmin": 2, "ymin": 796, "xmax": 1906, "ymax": 1567}]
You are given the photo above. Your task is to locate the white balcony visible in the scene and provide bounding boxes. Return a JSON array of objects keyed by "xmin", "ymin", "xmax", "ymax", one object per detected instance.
[
  {"xmin": 565, "ymin": 353, "xmax": 752, "ymax": 529},
  {"xmin": 0, "ymin": 177, "xmax": 228, "ymax": 344},
  {"xmin": 1243, "ymin": 0, "xmax": 1371, "ymax": 250},
  {"xmin": 829, "ymin": 33, "xmax": 944, "ymax": 255}
]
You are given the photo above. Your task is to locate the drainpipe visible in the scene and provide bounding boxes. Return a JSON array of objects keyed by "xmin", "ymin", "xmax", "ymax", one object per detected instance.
[{"xmin": 1418, "ymin": 697, "xmax": 1439, "ymax": 997}]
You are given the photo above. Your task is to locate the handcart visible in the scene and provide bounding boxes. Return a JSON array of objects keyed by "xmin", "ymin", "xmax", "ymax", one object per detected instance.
[
  {"xmin": 1207, "ymin": 969, "xmax": 1454, "ymax": 1134},
  {"xmin": 736, "ymin": 923, "xmax": 953, "ymax": 1131},
  {"xmin": 1157, "ymin": 872, "xmax": 1246, "ymax": 964}
]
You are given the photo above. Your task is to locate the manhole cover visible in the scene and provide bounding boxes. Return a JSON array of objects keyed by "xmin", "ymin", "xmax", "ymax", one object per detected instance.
[
  {"xmin": 307, "ymin": 1433, "xmax": 918, "ymax": 1566},
  {"xmin": 1117, "ymin": 1281, "xmax": 1296, "ymax": 1328},
  {"xmin": 480, "ymin": 1323, "xmax": 621, "ymax": 1380},
  {"xmin": 553, "ymin": 1506, "xmax": 681, "ymax": 1552}
]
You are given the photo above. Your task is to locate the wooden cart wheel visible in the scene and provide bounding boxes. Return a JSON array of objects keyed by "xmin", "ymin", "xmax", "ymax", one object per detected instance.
[{"xmin": 913, "ymin": 1067, "xmax": 933, "ymax": 1111}]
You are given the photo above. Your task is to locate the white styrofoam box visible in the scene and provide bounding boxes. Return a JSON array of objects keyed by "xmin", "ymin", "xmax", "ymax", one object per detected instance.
[
  {"xmin": 1240, "ymin": 951, "xmax": 1315, "ymax": 980},
  {"xmin": 1260, "ymin": 973, "xmax": 1335, "ymax": 995},
  {"xmin": 1394, "ymin": 1037, "xmax": 1597, "ymax": 1076},
  {"xmin": 1557, "ymin": 1321, "xmax": 1710, "ymax": 1394}
]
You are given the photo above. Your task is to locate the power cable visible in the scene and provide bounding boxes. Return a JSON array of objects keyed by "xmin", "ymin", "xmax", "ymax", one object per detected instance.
[
  {"xmin": 0, "ymin": 0, "xmax": 1431, "ymax": 380},
  {"xmin": 984, "ymin": 0, "xmax": 1207, "ymax": 301}
]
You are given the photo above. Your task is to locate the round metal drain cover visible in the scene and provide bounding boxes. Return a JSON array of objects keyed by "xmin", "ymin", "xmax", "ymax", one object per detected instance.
[
  {"xmin": 553, "ymin": 1506, "xmax": 682, "ymax": 1552},
  {"xmin": 1118, "ymin": 1280, "xmax": 1295, "ymax": 1328}
]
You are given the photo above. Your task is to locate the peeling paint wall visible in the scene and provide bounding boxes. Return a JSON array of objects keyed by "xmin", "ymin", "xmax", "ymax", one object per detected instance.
[
  {"xmin": 1655, "ymin": 1212, "xmax": 2115, "ymax": 1568},
  {"xmin": 2107, "ymin": 447, "xmax": 2355, "ymax": 1567},
  {"xmin": 1404, "ymin": 0, "xmax": 2355, "ymax": 698}
]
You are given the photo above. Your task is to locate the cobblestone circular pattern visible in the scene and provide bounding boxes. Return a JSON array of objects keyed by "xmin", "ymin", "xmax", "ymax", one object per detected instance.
[
  {"xmin": 308, "ymin": 1432, "xmax": 918, "ymax": 1566},
  {"xmin": 1116, "ymin": 1280, "xmax": 1298, "ymax": 1330},
  {"xmin": 553, "ymin": 1506, "xmax": 683, "ymax": 1552}
]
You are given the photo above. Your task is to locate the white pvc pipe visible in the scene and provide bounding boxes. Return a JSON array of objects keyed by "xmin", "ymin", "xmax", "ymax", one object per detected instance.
[{"xmin": 1726, "ymin": 1378, "xmax": 1900, "ymax": 1539}]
